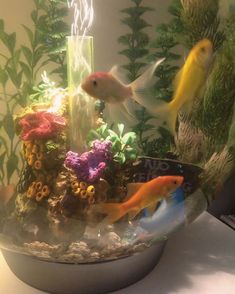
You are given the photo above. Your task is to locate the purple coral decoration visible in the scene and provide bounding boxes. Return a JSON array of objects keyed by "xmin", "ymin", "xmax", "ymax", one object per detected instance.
[{"xmin": 65, "ymin": 140, "xmax": 112, "ymax": 183}]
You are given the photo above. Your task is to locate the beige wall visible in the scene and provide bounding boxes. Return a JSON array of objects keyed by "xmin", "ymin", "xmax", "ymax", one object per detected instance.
[{"xmin": 0, "ymin": 0, "xmax": 171, "ymax": 73}]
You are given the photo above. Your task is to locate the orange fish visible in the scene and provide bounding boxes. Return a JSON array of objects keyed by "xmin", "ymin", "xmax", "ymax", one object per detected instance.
[{"xmin": 94, "ymin": 175, "xmax": 184, "ymax": 226}]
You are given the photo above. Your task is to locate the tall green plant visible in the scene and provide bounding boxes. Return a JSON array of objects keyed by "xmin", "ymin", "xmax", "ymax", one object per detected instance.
[
  {"xmin": 0, "ymin": 0, "xmax": 69, "ymax": 185},
  {"xmin": 36, "ymin": 0, "xmax": 69, "ymax": 87},
  {"xmin": 148, "ymin": 0, "xmax": 182, "ymax": 102},
  {"xmin": 118, "ymin": 0, "xmax": 159, "ymax": 156},
  {"xmin": 180, "ymin": 0, "xmax": 225, "ymax": 49},
  {"xmin": 118, "ymin": 0, "xmax": 153, "ymax": 81},
  {"xmin": 139, "ymin": 1, "xmax": 182, "ymax": 158}
]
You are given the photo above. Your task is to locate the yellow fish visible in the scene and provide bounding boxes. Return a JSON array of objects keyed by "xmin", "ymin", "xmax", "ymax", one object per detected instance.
[
  {"xmin": 94, "ymin": 175, "xmax": 184, "ymax": 226},
  {"xmin": 161, "ymin": 39, "xmax": 214, "ymax": 134}
]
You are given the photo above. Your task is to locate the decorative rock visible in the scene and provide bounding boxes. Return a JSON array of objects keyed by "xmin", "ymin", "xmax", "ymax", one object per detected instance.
[{"xmin": 67, "ymin": 241, "xmax": 91, "ymax": 257}]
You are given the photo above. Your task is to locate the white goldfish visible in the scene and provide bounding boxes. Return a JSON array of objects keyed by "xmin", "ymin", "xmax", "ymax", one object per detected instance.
[
  {"xmin": 81, "ymin": 59, "xmax": 165, "ymax": 126},
  {"xmin": 81, "ymin": 59, "xmax": 164, "ymax": 104}
]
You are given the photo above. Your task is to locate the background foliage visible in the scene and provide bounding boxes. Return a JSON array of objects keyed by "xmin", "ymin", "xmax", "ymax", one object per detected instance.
[{"xmin": 0, "ymin": 0, "xmax": 69, "ymax": 185}]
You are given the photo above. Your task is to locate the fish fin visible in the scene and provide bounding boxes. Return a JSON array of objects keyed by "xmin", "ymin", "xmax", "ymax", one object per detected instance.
[
  {"xmin": 128, "ymin": 208, "xmax": 141, "ymax": 220},
  {"xmin": 104, "ymin": 101, "xmax": 138, "ymax": 128},
  {"xmin": 130, "ymin": 58, "xmax": 165, "ymax": 110},
  {"xmin": 155, "ymin": 102, "xmax": 178, "ymax": 135},
  {"xmin": 109, "ymin": 65, "xmax": 129, "ymax": 85},
  {"xmin": 125, "ymin": 183, "xmax": 143, "ymax": 200},
  {"xmin": 93, "ymin": 203, "xmax": 127, "ymax": 224},
  {"xmin": 146, "ymin": 202, "xmax": 158, "ymax": 216}
]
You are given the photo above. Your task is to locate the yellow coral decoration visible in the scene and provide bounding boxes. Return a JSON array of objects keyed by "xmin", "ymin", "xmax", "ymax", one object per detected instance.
[
  {"xmin": 28, "ymin": 154, "xmax": 36, "ymax": 166},
  {"xmin": 36, "ymin": 192, "xmax": 44, "ymax": 202},
  {"xmin": 36, "ymin": 181, "xmax": 43, "ymax": 191},
  {"xmin": 80, "ymin": 182, "xmax": 88, "ymax": 190},
  {"xmin": 87, "ymin": 185, "xmax": 95, "ymax": 197},
  {"xmin": 42, "ymin": 185, "xmax": 50, "ymax": 197},
  {"xmin": 34, "ymin": 160, "xmax": 42, "ymax": 170}
]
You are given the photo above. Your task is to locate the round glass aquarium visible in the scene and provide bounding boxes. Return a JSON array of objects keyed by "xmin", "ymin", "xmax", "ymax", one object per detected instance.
[{"xmin": 1, "ymin": 0, "xmax": 235, "ymax": 293}]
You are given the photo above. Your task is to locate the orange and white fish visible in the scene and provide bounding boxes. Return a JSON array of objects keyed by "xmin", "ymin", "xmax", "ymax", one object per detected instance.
[
  {"xmin": 81, "ymin": 59, "xmax": 164, "ymax": 104},
  {"xmin": 159, "ymin": 39, "xmax": 214, "ymax": 134},
  {"xmin": 94, "ymin": 175, "xmax": 184, "ymax": 225}
]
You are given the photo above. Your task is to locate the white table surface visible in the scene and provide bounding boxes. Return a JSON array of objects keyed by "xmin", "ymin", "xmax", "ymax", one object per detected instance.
[{"xmin": 0, "ymin": 212, "xmax": 235, "ymax": 294}]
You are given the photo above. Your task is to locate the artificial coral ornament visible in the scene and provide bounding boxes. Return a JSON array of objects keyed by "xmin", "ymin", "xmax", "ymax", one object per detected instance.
[
  {"xmin": 18, "ymin": 111, "xmax": 66, "ymax": 141},
  {"xmin": 65, "ymin": 140, "xmax": 112, "ymax": 183}
]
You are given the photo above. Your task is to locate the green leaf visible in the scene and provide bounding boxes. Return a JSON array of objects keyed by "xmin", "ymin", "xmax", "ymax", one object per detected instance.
[
  {"xmin": 13, "ymin": 49, "xmax": 21, "ymax": 65},
  {"xmin": 119, "ymin": 48, "xmax": 148, "ymax": 60},
  {"xmin": 5, "ymin": 66, "xmax": 17, "ymax": 87},
  {"xmin": 114, "ymin": 152, "xmax": 126, "ymax": 164},
  {"xmin": 31, "ymin": 10, "xmax": 38, "ymax": 23},
  {"xmin": 108, "ymin": 129, "xmax": 119, "ymax": 141},
  {"xmin": 112, "ymin": 138, "xmax": 122, "ymax": 152},
  {"xmin": 98, "ymin": 124, "xmax": 108, "ymax": 137},
  {"xmin": 21, "ymin": 46, "xmax": 33, "ymax": 66},
  {"xmin": 7, "ymin": 33, "xmax": 16, "ymax": 53},
  {"xmin": 118, "ymin": 124, "xmax": 125, "ymax": 137},
  {"xmin": 0, "ymin": 152, "xmax": 6, "ymax": 176},
  {"xmin": 122, "ymin": 132, "xmax": 137, "ymax": 145},
  {"xmin": 3, "ymin": 113, "xmax": 15, "ymax": 140},
  {"xmin": 121, "ymin": 17, "xmax": 150, "ymax": 31},
  {"xmin": 0, "ymin": 66, "xmax": 8, "ymax": 86},
  {"xmin": 20, "ymin": 61, "xmax": 32, "ymax": 80},
  {"xmin": 0, "ymin": 19, "xmax": 4, "ymax": 31},
  {"xmin": 7, "ymin": 153, "xmax": 19, "ymax": 183},
  {"xmin": 121, "ymin": 6, "xmax": 153, "ymax": 18},
  {"xmin": 22, "ymin": 25, "xmax": 34, "ymax": 47}
]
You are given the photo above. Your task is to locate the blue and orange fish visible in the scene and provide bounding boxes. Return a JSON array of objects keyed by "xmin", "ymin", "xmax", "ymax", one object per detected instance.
[{"xmin": 94, "ymin": 176, "xmax": 184, "ymax": 226}]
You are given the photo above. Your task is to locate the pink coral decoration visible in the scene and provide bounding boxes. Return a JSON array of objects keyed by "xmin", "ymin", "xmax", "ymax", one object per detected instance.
[{"xmin": 18, "ymin": 111, "xmax": 66, "ymax": 141}]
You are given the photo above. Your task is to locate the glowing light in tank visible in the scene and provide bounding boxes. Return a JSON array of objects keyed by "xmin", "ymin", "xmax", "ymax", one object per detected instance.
[
  {"xmin": 41, "ymin": 72, "xmax": 65, "ymax": 113},
  {"xmin": 67, "ymin": 0, "xmax": 94, "ymax": 36},
  {"xmin": 67, "ymin": 0, "xmax": 94, "ymax": 78}
]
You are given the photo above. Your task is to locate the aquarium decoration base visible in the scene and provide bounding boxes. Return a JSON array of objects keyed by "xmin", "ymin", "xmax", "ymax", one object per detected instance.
[{"xmin": 1, "ymin": 241, "xmax": 165, "ymax": 294}]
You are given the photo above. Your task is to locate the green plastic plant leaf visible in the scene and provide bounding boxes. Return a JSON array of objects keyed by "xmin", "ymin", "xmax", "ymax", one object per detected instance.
[
  {"xmin": 0, "ymin": 66, "xmax": 8, "ymax": 86},
  {"xmin": 3, "ymin": 113, "xmax": 15, "ymax": 140},
  {"xmin": 122, "ymin": 132, "xmax": 137, "ymax": 145},
  {"xmin": 7, "ymin": 153, "xmax": 18, "ymax": 183},
  {"xmin": 117, "ymin": 124, "xmax": 125, "ymax": 137}
]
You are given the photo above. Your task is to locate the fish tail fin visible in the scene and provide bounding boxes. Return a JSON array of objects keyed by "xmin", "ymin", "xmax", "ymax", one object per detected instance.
[
  {"xmin": 153, "ymin": 101, "xmax": 178, "ymax": 135},
  {"xmin": 94, "ymin": 203, "xmax": 127, "ymax": 225},
  {"xmin": 129, "ymin": 58, "xmax": 165, "ymax": 110}
]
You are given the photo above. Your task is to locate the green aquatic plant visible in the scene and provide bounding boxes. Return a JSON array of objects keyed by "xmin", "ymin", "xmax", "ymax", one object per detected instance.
[
  {"xmin": 87, "ymin": 123, "xmax": 138, "ymax": 165},
  {"xmin": 0, "ymin": 21, "xmax": 24, "ymax": 184},
  {"xmin": 180, "ymin": 0, "xmax": 225, "ymax": 49},
  {"xmin": 0, "ymin": 0, "xmax": 69, "ymax": 185},
  {"xmin": 36, "ymin": 0, "xmax": 69, "ymax": 87},
  {"xmin": 138, "ymin": 1, "xmax": 182, "ymax": 158},
  {"xmin": 118, "ymin": 0, "xmax": 176, "ymax": 158},
  {"xmin": 186, "ymin": 7, "xmax": 235, "ymax": 150},
  {"xmin": 118, "ymin": 0, "xmax": 153, "ymax": 81},
  {"xmin": 148, "ymin": 4, "xmax": 181, "ymax": 102}
]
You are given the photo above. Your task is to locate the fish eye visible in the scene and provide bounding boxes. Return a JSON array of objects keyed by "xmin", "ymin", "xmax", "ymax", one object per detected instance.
[
  {"xmin": 173, "ymin": 180, "xmax": 177, "ymax": 185},
  {"xmin": 92, "ymin": 80, "xmax": 97, "ymax": 87}
]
